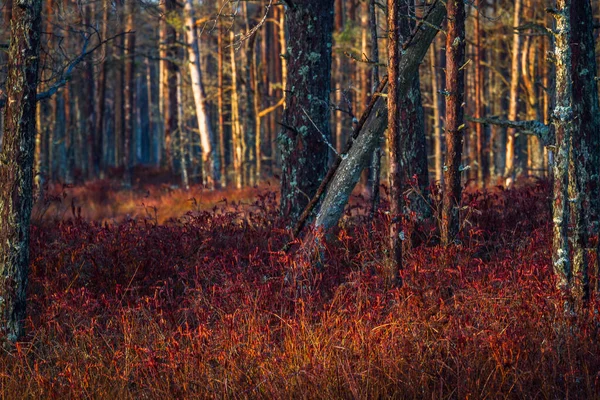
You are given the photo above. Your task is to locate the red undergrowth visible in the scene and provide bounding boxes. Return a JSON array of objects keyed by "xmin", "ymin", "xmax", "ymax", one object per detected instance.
[{"xmin": 2, "ymin": 180, "xmax": 599, "ymax": 398}]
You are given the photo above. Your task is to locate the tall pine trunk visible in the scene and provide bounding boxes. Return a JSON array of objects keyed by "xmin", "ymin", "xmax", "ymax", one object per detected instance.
[{"xmin": 440, "ymin": 0, "xmax": 466, "ymax": 246}]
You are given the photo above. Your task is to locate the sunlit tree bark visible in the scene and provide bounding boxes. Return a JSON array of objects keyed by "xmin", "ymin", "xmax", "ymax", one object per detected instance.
[{"xmin": 440, "ymin": 0, "xmax": 466, "ymax": 246}]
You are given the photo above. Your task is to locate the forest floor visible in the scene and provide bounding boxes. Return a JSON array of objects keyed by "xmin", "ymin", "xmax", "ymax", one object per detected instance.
[{"xmin": 3, "ymin": 177, "xmax": 600, "ymax": 398}]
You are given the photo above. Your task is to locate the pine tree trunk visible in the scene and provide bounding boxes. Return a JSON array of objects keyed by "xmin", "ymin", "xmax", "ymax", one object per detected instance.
[
  {"xmin": 474, "ymin": 6, "xmax": 488, "ymax": 186},
  {"xmin": 0, "ymin": 0, "xmax": 43, "ymax": 342},
  {"xmin": 440, "ymin": 0, "xmax": 466, "ymax": 246},
  {"xmin": 504, "ymin": 0, "xmax": 521, "ymax": 183}
]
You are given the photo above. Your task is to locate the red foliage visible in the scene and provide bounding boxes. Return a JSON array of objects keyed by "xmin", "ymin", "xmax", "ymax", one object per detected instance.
[{"xmin": 2, "ymin": 180, "xmax": 599, "ymax": 398}]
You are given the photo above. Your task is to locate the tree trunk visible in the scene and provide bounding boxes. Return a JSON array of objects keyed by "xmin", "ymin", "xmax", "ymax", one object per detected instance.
[
  {"xmin": 474, "ymin": 6, "xmax": 488, "ymax": 186},
  {"xmin": 387, "ymin": 0, "xmax": 403, "ymax": 281},
  {"xmin": 123, "ymin": 0, "xmax": 136, "ymax": 187},
  {"xmin": 314, "ymin": 0, "xmax": 446, "ymax": 232},
  {"xmin": 570, "ymin": 0, "xmax": 599, "ymax": 300},
  {"xmin": 440, "ymin": 0, "xmax": 466, "ymax": 246},
  {"xmin": 552, "ymin": 0, "xmax": 573, "ymax": 294},
  {"xmin": 431, "ymin": 39, "xmax": 443, "ymax": 184},
  {"xmin": 217, "ymin": 17, "xmax": 227, "ymax": 185},
  {"xmin": 504, "ymin": 0, "xmax": 521, "ymax": 183},
  {"xmin": 280, "ymin": 0, "xmax": 335, "ymax": 225},
  {"xmin": 0, "ymin": 0, "xmax": 43, "ymax": 342},
  {"xmin": 94, "ymin": 0, "xmax": 110, "ymax": 178},
  {"xmin": 230, "ymin": 30, "xmax": 243, "ymax": 189},
  {"xmin": 368, "ymin": 0, "xmax": 381, "ymax": 220},
  {"xmin": 184, "ymin": 0, "xmax": 218, "ymax": 188},
  {"xmin": 243, "ymin": 5, "xmax": 258, "ymax": 187}
]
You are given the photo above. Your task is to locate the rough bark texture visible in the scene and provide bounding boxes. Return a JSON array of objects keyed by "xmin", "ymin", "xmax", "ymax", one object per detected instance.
[
  {"xmin": 552, "ymin": 0, "xmax": 573, "ymax": 294},
  {"xmin": 440, "ymin": 0, "xmax": 466, "ymax": 246},
  {"xmin": 314, "ymin": 0, "xmax": 446, "ymax": 232},
  {"xmin": 0, "ymin": 0, "xmax": 43, "ymax": 342},
  {"xmin": 570, "ymin": 0, "xmax": 599, "ymax": 300},
  {"xmin": 396, "ymin": 0, "xmax": 429, "ymax": 219},
  {"xmin": 279, "ymin": 0, "xmax": 334, "ymax": 225},
  {"xmin": 368, "ymin": 0, "xmax": 381, "ymax": 220}
]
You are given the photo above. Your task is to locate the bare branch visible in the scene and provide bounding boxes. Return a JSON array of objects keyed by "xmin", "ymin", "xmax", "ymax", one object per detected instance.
[{"xmin": 466, "ymin": 115, "xmax": 554, "ymax": 146}]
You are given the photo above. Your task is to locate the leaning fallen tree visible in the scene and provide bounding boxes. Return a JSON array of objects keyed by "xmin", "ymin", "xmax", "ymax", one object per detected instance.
[{"xmin": 312, "ymin": 0, "xmax": 447, "ymax": 232}]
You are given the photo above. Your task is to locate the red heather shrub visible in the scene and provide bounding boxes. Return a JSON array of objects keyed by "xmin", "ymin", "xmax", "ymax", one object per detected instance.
[{"xmin": 1, "ymin": 180, "xmax": 599, "ymax": 398}]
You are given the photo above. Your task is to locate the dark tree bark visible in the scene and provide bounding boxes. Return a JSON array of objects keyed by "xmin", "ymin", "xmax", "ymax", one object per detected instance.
[
  {"xmin": 0, "ymin": 0, "xmax": 43, "ymax": 342},
  {"xmin": 570, "ymin": 0, "xmax": 599, "ymax": 300},
  {"xmin": 387, "ymin": 0, "xmax": 403, "ymax": 281},
  {"xmin": 440, "ymin": 0, "xmax": 466, "ymax": 246},
  {"xmin": 368, "ymin": 0, "xmax": 381, "ymax": 220},
  {"xmin": 314, "ymin": 0, "xmax": 446, "ymax": 232},
  {"xmin": 280, "ymin": 0, "xmax": 335, "ymax": 225},
  {"xmin": 398, "ymin": 0, "xmax": 429, "ymax": 219}
]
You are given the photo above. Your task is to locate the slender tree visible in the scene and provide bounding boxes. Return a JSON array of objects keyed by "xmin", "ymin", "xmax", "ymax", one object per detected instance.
[
  {"xmin": 123, "ymin": 0, "xmax": 136, "ymax": 187},
  {"xmin": 504, "ymin": 0, "xmax": 521, "ymax": 183},
  {"xmin": 441, "ymin": 0, "xmax": 466, "ymax": 246},
  {"xmin": 184, "ymin": 0, "xmax": 218, "ymax": 188},
  {"xmin": 551, "ymin": 0, "xmax": 573, "ymax": 294}
]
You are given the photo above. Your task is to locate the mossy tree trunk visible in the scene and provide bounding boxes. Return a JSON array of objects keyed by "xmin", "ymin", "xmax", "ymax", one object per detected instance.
[{"xmin": 279, "ymin": 0, "xmax": 335, "ymax": 225}]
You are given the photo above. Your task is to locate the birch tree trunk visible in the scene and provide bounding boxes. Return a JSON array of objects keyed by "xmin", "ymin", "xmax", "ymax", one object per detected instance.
[
  {"xmin": 0, "ymin": 0, "xmax": 43, "ymax": 342},
  {"xmin": 184, "ymin": 0, "xmax": 218, "ymax": 188},
  {"xmin": 440, "ymin": 0, "xmax": 466, "ymax": 246}
]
